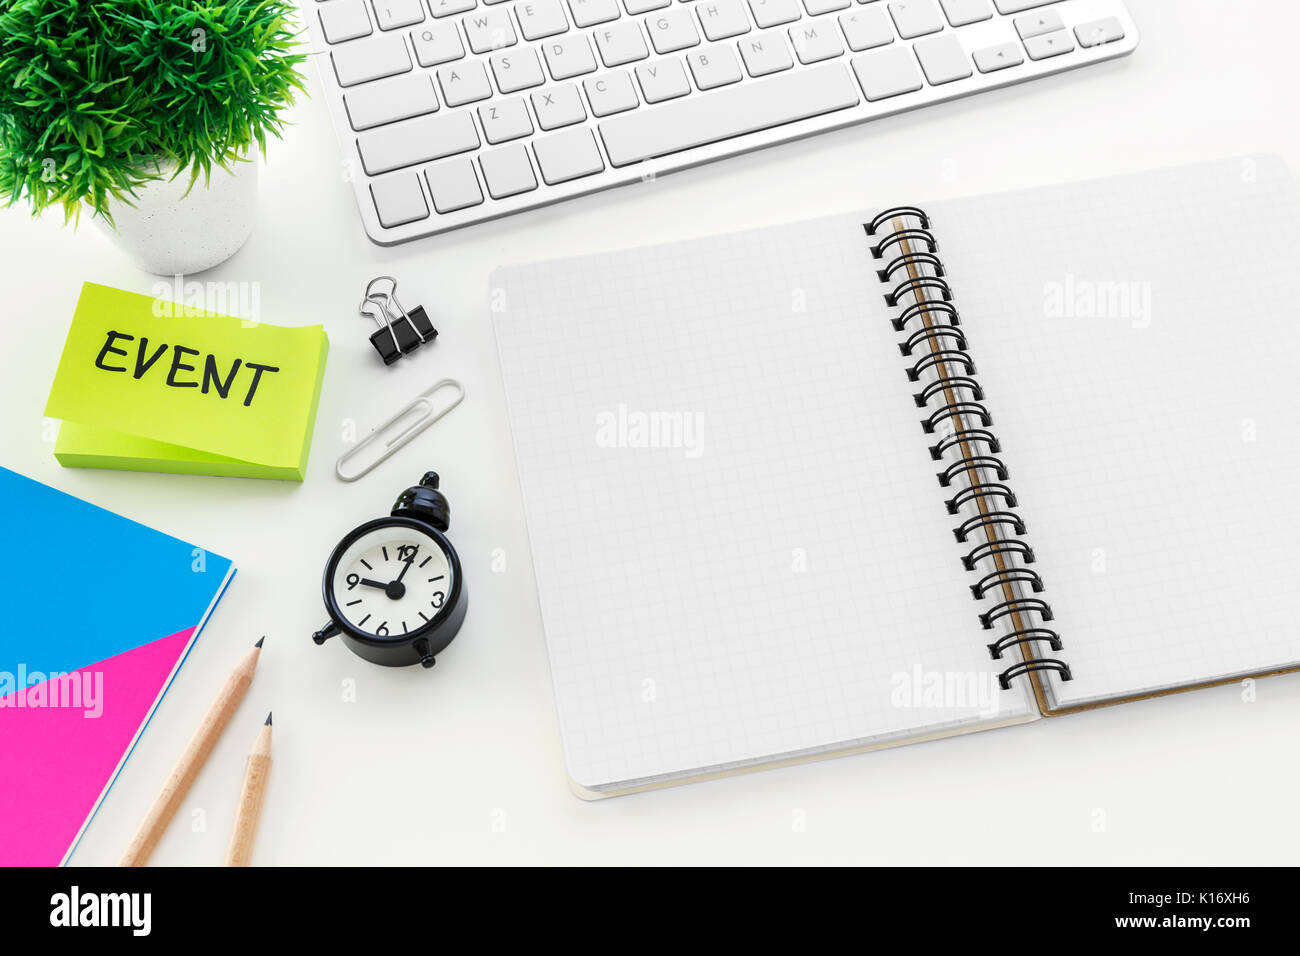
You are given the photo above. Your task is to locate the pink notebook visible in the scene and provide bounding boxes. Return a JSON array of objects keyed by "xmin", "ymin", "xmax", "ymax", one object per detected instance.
[{"xmin": 0, "ymin": 467, "xmax": 234, "ymax": 865}]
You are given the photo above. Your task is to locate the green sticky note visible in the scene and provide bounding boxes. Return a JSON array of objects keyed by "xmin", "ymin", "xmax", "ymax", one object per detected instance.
[{"xmin": 44, "ymin": 282, "xmax": 329, "ymax": 481}]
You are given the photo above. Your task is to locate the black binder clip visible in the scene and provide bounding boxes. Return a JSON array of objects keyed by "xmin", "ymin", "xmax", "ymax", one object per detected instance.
[{"xmin": 360, "ymin": 276, "xmax": 437, "ymax": 366}]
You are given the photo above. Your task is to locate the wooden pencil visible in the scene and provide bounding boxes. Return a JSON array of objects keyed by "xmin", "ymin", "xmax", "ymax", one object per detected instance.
[
  {"xmin": 224, "ymin": 713, "xmax": 273, "ymax": 867},
  {"xmin": 118, "ymin": 637, "xmax": 264, "ymax": 867}
]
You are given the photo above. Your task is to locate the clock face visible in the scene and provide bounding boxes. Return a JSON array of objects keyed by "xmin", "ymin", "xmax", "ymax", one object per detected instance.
[{"xmin": 329, "ymin": 523, "xmax": 455, "ymax": 640}]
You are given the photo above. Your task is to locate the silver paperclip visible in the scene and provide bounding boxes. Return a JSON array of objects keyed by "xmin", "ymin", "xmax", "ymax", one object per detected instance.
[{"xmin": 335, "ymin": 378, "xmax": 466, "ymax": 482}]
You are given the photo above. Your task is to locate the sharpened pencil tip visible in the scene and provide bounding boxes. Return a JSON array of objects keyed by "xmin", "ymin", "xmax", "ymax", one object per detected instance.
[
  {"xmin": 254, "ymin": 636, "xmax": 265, "ymax": 648},
  {"xmin": 265, "ymin": 712, "xmax": 272, "ymax": 726}
]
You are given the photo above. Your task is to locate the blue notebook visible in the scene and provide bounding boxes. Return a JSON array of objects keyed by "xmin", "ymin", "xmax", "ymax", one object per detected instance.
[{"xmin": 0, "ymin": 467, "xmax": 234, "ymax": 865}]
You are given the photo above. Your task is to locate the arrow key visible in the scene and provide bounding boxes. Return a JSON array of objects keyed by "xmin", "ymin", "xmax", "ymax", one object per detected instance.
[
  {"xmin": 973, "ymin": 41, "xmax": 1024, "ymax": 73},
  {"xmin": 1014, "ymin": 9, "xmax": 1063, "ymax": 39},
  {"xmin": 1024, "ymin": 31, "xmax": 1074, "ymax": 60}
]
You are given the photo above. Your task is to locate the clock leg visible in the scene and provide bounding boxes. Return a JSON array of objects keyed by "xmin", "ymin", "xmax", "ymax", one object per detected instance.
[
  {"xmin": 312, "ymin": 622, "xmax": 340, "ymax": 645},
  {"xmin": 414, "ymin": 637, "xmax": 436, "ymax": 669}
]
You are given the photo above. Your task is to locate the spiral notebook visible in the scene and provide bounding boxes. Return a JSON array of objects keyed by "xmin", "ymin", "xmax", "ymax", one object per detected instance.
[{"xmin": 492, "ymin": 155, "xmax": 1300, "ymax": 795}]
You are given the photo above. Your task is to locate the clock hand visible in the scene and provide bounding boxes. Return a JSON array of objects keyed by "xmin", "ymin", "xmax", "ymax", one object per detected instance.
[
  {"xmin": 394, "ymin": 547, "xmax": 419, "ymax": 584},
  {"xmin": 358, "ymin": 578, "xmax": 389, "ymax": 590}
]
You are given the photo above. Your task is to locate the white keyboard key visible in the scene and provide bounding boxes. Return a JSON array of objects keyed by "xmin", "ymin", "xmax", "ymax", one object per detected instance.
[
  {"xmin": 425, "ymin": 158, "xmax": 484, "ymax": 212},
  {"xmin": 838, "ymin": 8, "xmax": 893, "ymax": 51},
  {"xmin": 320, "ymin": 0, "xmax": 373, "ymax": 43},
  {"xmin": 789, "ymin": 19, "xmax": 844, "ymax": 63},
  {"xmin": 1023, "ymin": 30, "xmax": 1072, "ymax": 60},
  {"xmin": 748, "ymin": 0, "xmax": 801, "ymax": 29},
  {"xmin": 429, "ymin": 0, "xmax": 477, "ymax": 16},
  {"xmin": 491, "ymin": 48, "xmax": 547, "ymax": 91},
  {"xmin": 687, "ymin": 44, "xmax": 743, "ymax": 89},
  {"xmin": 412, "ymin": 22, "xmax": 465, "ymax": 65},
  {"xmin": 370, "ymin": 172, "xmax": 429, "ymax": 226},
  {"xmin": 332, "ymin": 35, "xmax": 412, "ymax": 87},
  {"xmin": 972, "ymin": 40, "xmax": 1021, "ymax": 72},
  {"xmin": 914, "ymin": 33, "xmax": 969, "ymax": 84},
  {"xmin": 595, "ymin": 22, "xmax": 650, "ymax": 66},
  {"xmin": 533, "ymin": 127, "xmax": 606, "ymax": 183},
  {"xmin": 464, "ymin": 9, "xmax": 517, "ymax": 52},
  {"xmin": 851, "ymin": 44, "xmax": 922, "ymax": 100},
  {"xmin": 1014, "ymin": 9, "xmax": 1062, "ymax": 38},
  {"xmin": 647, "ymin": 10, "xmax": 701, "ymax": 54},
  {"xmin": 636, "ymin": 57, "xmax": 692, "ymax": 101},
  {"xmin": 938, "ymin": 0, "xmax": 990, "ymax": 26},
  {"xmin": 738, "ymin": 31, "xmax": 793, "ymax": 75},
  {"xmin": 518, "ymin": 0, "xmax": 571, "ymax": 40},
  {"xmin": 543, "ymin": 35, "xmax": 599, "ymax": 78},
  {"xmin": 625, "ymin": 0, "xmax": 672, "ymax": 13},
  {"xmin": 437, "ymin": 60, "xmax": 494, "ymax": 105},
  {"xmin": 345, "ymin": 73, "xmax": 439, "ymax": 130},
  {"xmin": 372, "ymin": 0, "xmax": 425, "ymax": 29},
  {"xmin": 697, "ymin": 0, "xmax": 751, "ymax": 40},
  {"xmin": 356, "ymin": 111, "xmax": 479, "ymax": 173},
  {"xmin": 532, "ymin": 83, "xmax": 588, "ymax": 129},
  {"xmin": 1075, "ymin": 17, "xmax": 1124, "ymax": 48},
  {"xmin": 480, "ymin": 145, "xmax": 539, "ymax": 198},
  {"xmin": 569, "ymin": 0, "xmax": 622, "ymax": 27},
  {"xmin": 584, "ymin": 71, "xmax": 641, "ymax": 115},
  {"xmin": 888, "ymin": 0, "xmax": 943, "ymax": 38},
  {"xmin": 599, "ymin": 61, "xmax": 858, "ymax": 166},
  {"xmin": 479, "ymin": 96, "xmax": 535, "ymax": 142},
  {"xmin": 993, "ymin": 0, "xmax": 1057, "ymax": 12},
  {"xmin": 804, "ymin": 0, "xmax": 849, "ymax": 14}
]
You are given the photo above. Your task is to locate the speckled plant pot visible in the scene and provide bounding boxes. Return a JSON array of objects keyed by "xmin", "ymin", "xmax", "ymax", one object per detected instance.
[{"xmin": 99, "ymin": 157, "xmax": 258, "ymax": 275}]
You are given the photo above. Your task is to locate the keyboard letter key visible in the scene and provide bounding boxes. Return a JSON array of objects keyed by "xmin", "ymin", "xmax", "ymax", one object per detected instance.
[
  {"xmin": 739, "ymin": 32, "xmax": 794, "ymax": 76},
  {"xmin": 412, "ymin": 22, "xmax": 465, "ymax": 65},
  {"xmin": 544, "ymin": 35, "xmax": 599, "ymax": 78},
  {"xmin": 697, "ymin": 0, "xmax": 751, "ymax": 41},
  {"xmin": 438, "ymin": 60, "xmax": 494, "ymax": 105},
  {"xmin": 585, "ymin": 71, "xmax": 642, "ymax": 115},
  {"xmin": 479, "ymin": 96, "xmax": 535, "ymax": 143}
]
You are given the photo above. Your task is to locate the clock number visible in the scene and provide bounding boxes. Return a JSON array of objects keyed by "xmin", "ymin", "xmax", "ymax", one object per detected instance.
[
  {"xmin": 346, "ymin": 573, "xmax": 360, "ymax": 590},
  {"xmin": 431, "ymin": 591, "xmax": 445, "ymax": 609},
  {"xmin": 375, "ymin": 622, "xmax": 390, "ymax": 636},
  {"xmin": 397, "ymin": 544, "xmax": 419, "ymax": 562}
]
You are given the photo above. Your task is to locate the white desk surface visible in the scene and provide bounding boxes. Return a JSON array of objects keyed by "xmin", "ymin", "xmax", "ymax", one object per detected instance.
[{"xmin": 3, "ymin": 0, "xmax": 1297, "ymax": 865}]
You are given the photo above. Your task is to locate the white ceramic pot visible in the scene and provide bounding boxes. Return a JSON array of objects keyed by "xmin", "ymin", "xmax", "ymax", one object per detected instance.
[{"xmin": 99, "ymin": 157, "xmax": 258, "ymax": 275}]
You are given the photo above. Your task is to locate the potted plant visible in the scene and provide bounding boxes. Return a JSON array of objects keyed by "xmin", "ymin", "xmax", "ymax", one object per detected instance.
[{"xmin": 0, "ymin": 0, "xmax": 305, "ymax": 275}]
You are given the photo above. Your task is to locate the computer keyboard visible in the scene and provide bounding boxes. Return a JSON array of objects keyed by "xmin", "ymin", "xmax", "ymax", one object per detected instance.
[{"xmin": 303, "ymin": 0, "xmax": 1138, "ymax": 244}]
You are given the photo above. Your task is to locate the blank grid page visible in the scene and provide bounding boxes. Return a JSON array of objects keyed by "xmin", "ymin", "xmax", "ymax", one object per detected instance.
[
  {"xmin": 929, "ymin": 156, "xmax": 1300, "ymax": 708},
  {"xmin": 493, "ymin": 214, "xmax": 1033, "ymax": 791}
]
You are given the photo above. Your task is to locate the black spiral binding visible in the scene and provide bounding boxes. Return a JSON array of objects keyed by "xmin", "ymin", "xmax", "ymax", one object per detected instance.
[{"xmin": 867, "ymin": 208, "xmax": 1072, "ymax": 693}]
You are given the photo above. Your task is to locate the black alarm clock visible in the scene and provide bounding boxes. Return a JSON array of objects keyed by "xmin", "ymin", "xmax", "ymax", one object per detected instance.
[{"xmin": 312, "ymin": 472, "xmax": 467, "ymax": 668}]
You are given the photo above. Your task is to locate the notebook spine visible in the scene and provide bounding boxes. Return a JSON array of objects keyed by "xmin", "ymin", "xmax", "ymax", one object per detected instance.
[{"xmin": 866, "ymin": 208, "xmax": 1072, "ymax": 693}]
